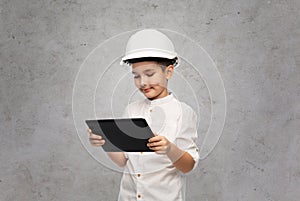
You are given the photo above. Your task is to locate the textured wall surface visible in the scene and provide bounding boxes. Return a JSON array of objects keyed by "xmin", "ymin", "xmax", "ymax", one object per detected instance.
[{"xmin": 1, "ymin": 0, "xmax": 299, "ymax": 200}]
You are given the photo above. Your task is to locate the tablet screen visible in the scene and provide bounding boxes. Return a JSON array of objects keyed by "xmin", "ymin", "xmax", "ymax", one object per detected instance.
[{"xmin": 86, "ymin": 118, "xmax": 155, "ymax": 152}]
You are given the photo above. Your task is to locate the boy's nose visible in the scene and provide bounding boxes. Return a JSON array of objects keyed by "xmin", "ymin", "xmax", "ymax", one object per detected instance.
[
  {"xmin": 140, "ymin": 76, "xmax": 147, "ymax": 87},
  {"xmin": 140, "ymin": 81, "xmax": 146, "ymax": 88}
]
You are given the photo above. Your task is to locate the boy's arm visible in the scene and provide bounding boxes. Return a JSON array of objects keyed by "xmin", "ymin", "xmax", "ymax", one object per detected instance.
[
  {"xmin": 88, "ymin": 129, "xmax": 128, "ymax": 167},
  {"xmin": 148, "ymin": 136, "xmax": 196, "ymax": 173},
  {"xmin": 146, "ymin": 105, "xmax": 200, "ymax": 173},
  {"xmin": 166, "ymin": 143, "xmax": 195, "ymax": 173},
  {"xmin": 107, "ymin": 152, "xmax": 128, "ymax": 167}
]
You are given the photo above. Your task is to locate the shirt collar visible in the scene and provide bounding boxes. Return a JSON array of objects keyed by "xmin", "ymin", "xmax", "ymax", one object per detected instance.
[{"xmin": 145, "ymin": 91, "xmax": 174, "ymax": 106}]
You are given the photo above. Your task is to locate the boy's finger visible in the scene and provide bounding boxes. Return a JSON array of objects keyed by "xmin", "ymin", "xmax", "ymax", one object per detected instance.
[
  {"xmin": 91, "ymin": 139, "xmax": 105, "ymax": 144},
  {"xmin": 89, "ymin": 135, "xmax": 102, "ymax": 140},
  {"xmin": 91, "ymin": 143, "xmax": 104, "ymax": 147},
  {"xmin": 148, "ymin": 136, "xmax": 161, "ymax": 142},
  {"xmin": 90, "ymin": 139, "xmax": 105, "ymax": 144},
  {"xmin": 147, "ymin": 141, "xmax": 163, "ymax": 147},
  {"xmin": 91, "ymin": 140, "xmax": 105, "ymax": 146},
  {"xmin": 89, "ymin": 133, "xmax": 102, "ymax": 138}
]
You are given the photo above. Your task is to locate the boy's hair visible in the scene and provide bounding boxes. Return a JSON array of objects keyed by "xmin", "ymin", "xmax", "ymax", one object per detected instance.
[{"xmin": 124, "ymin": 57, "xmax": 177, "ymax": 72}]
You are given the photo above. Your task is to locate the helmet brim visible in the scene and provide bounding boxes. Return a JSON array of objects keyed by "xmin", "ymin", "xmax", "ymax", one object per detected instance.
[{"xmin": 120, "ymin": 51, "xmax": 179, "ymax": 67}]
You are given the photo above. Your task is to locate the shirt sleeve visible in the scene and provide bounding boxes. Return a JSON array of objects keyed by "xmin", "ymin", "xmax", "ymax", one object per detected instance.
[{"xmin": 174, "ymin": 104, "xmax": 199, "ymax": 173}]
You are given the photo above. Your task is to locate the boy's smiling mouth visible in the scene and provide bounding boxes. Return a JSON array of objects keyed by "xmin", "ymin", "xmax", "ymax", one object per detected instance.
[{"xmin": 143, "ymin": 88, "xmax": 152, "ymax": 93}]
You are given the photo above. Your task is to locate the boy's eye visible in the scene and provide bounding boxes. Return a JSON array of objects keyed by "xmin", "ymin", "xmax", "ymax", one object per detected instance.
[
  {"xmin": 133, "ymin": 73, "xmax": 154, "ymax": 78},
  {"xmin": 146, "ymin": 73, "xmax": 154, "ymax": 77}
]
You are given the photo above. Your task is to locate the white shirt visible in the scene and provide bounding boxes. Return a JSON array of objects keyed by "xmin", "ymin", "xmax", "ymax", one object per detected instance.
[{"xmin": 118, "ymin": 92, "xmax": 199, "ymax": 201}]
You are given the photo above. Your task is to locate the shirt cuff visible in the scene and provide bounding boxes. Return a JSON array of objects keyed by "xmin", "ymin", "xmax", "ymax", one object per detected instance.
[{"xmin": 186, "ymin": 146, "xmax": 199, "ymax": 172}]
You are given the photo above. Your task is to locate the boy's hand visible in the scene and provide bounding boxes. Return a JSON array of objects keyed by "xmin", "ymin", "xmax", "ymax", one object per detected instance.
[
  {"xmin": 147, "ymin": 133, "xmax": 171, "ymax": 154},
  {"xmin": 87, "ymin": 128, "xmax": 105, "ymax": 147},
  {"xmin": 148, "ymin": 133, "xmax": 186, "ymax": 164}
]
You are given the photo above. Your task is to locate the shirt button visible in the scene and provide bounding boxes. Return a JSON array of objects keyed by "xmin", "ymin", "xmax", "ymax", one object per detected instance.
[
  {"xmin": 140, "ymin": 152, "xmax": 143, "ymax": 154},
  {"xmin": 149, "ymin": 109, "xmax": 152, "ymax": 112},
  {"xmin": 196, "ymin": 148, "xmax": 199, "ymax": 152},
  {"xmin": 137, "ymin": 194, "xmax": 141, "ymax": 198},
  {"xmin": 137, "ymin": 173, "xmax": 141, "ymax": 177}
]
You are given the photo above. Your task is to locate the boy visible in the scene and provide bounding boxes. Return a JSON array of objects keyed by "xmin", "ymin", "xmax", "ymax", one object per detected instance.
[{"xmin": 88, "ymin": 29, "xmax": 199, "ymax": 201}]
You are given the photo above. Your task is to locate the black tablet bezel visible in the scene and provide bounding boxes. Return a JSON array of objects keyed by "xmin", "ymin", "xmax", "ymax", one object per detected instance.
[{"xmin": 86, "ymin": 118, "xmax": 155, "ymax": 152}]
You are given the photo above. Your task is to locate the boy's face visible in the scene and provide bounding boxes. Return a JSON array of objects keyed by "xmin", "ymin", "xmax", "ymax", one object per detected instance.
[{"xmin": 131, "ymin": 61, "xmax": 174, "ymax": 100}]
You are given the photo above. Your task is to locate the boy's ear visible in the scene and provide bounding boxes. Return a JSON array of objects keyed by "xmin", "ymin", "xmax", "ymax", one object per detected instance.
[{"xmin": 166, "ymin": 65, "xmax": 174, "ymax": 79}]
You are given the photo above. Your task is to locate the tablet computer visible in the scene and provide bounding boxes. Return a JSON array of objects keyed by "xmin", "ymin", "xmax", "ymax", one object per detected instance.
[{"xmin": 85, "ymin": 118, "xmax": 155, "ymax": 152}]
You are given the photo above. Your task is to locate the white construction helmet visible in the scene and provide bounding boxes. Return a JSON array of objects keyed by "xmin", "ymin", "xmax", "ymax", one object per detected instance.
[{"xmin": 120, "ymin": 29, "xmax": 180, "ymax": 67}]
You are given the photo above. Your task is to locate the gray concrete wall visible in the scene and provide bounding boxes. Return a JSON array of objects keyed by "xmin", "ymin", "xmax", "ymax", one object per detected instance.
[{"xmin": 1, "ymin": 0, "xmax": 299, "ymax": 200}]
